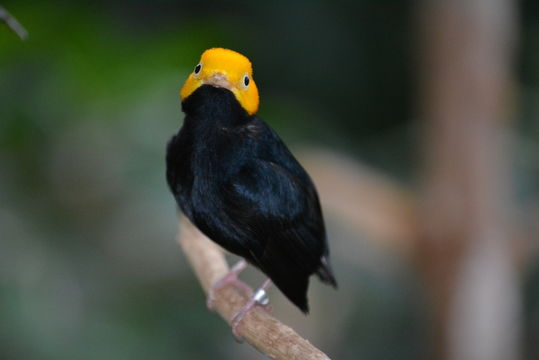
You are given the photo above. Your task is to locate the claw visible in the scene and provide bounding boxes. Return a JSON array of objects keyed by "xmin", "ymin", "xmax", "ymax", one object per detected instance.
[
  {"xmin": 207, "ymin": 260, "xmax": 252, "ymax": 311},
  {"xmin": 230, "ymin": 279, "xmax": 272, "ymax": 342}
]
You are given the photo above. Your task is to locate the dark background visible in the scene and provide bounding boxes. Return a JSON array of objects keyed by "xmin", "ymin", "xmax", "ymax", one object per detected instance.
[{"xmin": 1, "ymin": 1, "xmax": 538, "ymax": 359}]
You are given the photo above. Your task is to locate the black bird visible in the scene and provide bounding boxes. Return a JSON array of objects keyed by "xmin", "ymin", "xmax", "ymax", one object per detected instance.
[{"xmin": 166, "ymin": 48, "xmax": 337, "ymax": 327}]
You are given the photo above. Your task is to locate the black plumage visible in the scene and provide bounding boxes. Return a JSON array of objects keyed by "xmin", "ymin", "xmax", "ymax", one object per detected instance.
[{"xmin": 166, "ymin": 84, "xmax": 336, "ymax": 312}]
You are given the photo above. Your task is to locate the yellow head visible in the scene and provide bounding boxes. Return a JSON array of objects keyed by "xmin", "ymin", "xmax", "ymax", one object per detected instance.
[{"xmin": 180, "ymin": 48, "xmax": 259, "ymax": 115}]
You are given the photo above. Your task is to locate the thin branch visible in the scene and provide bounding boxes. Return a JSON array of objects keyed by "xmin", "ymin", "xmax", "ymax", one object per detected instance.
[
  {"xmin": 0, "ymin": 5, "xmax": 28, "ymax": 40},
  {"xmin": 300, "ymin": 148, "xmax": 530, "ymax": 269},
  {"xmin": 299, "ymin": 149, "xmax": 418, "ymax": 257},
  {"xmin": 176, "ymin": 214, "xmax": 332, "ymax": 360}
]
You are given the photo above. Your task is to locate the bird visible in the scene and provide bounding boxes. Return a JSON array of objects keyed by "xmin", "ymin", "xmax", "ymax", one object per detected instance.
[{"xmin": 166, "ymin": 47, "xmax": 337, "ymax": 335}]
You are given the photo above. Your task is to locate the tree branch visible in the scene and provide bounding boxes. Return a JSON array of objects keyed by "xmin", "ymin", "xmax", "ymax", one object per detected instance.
[
  {"xmin": 300, "ymin": 148, "xmax": 531, "ymax": 269},
  {"xmin": 0, "ymin": 5, "xmax": 28, "ymax": 40},
  {"xmin": 300, "ymin": 149, "xmax": 418, "ymax": 257},
  {"xmin": 176, "ymin": 214, "xmax": 332, "ymax": 360},
  {"xmin": 417, "ymin": 1, "xmax": 519, "ymax": 359}
]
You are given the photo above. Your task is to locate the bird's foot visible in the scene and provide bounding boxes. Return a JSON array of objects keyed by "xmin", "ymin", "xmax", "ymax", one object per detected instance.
[
  {"xmin": 207, "ymin": 260, "xmax": 252, "ymax": 311},
  {"xmin": 230, "ymin": 279, "xmax": 272, "ymax": 342}
]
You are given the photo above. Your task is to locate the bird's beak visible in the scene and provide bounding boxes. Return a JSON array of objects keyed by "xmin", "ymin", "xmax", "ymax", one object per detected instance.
[{"xmin": 203, "ymin": 72, "xmax": 232, "ymax": 90}]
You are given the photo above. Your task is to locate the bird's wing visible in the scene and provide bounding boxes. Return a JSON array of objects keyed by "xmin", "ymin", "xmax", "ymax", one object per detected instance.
[
  {"xmin": 227, "ymin": 160, "xmax": 324, "ymax": 265},
  {"xmin": 222, "ymin": 158, "xmax": 325, "ymax": 286}
]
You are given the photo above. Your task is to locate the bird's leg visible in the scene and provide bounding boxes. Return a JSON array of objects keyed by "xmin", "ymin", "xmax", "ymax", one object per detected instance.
[
  {"xmin": 230, "ymin": 278, "xmax": 273, "ymax": 342},
  {"xmin": 207, "ymin": 259, "xmax": 252, "ymax": 311}
]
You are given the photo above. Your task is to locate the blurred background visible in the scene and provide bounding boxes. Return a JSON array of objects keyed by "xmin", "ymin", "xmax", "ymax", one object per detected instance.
[{"xmin": 0, "ymin": 1, "xmax": 538, "ymax": 359}]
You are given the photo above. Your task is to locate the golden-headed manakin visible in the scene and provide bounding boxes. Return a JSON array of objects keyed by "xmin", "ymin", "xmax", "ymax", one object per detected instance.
[{"xmin": 166, "ymin": 48, "xmax": 337, "ymax": 335}]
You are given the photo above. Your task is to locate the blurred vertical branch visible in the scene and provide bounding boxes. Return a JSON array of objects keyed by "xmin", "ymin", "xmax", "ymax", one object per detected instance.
[
  {"xmin": 417, "ymin": 1, "xmax": 520, "ymax": 360},
  {"xmin": 0, "ymin": 5, "xmax": 28, "ymax": 40}
]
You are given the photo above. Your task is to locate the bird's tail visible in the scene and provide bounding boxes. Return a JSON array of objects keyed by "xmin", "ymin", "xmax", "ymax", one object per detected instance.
[{"xmin": 316, "ymin": 256, "xmax": 338, "ymax": 288}]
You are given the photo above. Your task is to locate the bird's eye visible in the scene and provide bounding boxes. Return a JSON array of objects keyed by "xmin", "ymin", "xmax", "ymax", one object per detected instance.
[
  {"xmin": 194, "ymin": 63, "xmax": 202, "ymax": 76},
  {"xmin": 243, "ymin": 74, "xmax": 250, "ymax": 88}
]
